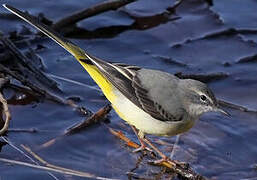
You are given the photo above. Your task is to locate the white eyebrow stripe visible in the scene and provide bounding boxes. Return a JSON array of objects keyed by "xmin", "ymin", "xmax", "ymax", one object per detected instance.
[{"xmin": 189, "ymin": 87, "xmax": 213, "ymax": 104}]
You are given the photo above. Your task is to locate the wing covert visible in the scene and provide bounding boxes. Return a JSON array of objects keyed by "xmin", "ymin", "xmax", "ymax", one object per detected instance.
[{"xmin": 85, "ymin": 57, "xmax": 184, "ymax": 122}]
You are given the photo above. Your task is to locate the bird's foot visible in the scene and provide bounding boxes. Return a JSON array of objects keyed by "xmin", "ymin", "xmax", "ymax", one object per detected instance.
[
  {"xmin": 173, "ymin": 160, "xmax": 190, "ymax": 168},
  {"xmin": 149, "ymin": 157, "xmax": 189, "ymax": 169},
  {"xmin": 149, "ymin": 156, "xmax": 177, "ymax": 166},
  {"xmin": 148, "ymin": 156, "xmax": 172, "ymax": 165},
  {"xmin": 133, "ymin": 144, "xmax": 153, "ymax": 153}
]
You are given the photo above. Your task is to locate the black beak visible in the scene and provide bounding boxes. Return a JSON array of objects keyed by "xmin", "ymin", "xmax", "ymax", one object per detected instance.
[{"xmin": 215, "ymin": 107, "xmax": 231, "ymax": 117}]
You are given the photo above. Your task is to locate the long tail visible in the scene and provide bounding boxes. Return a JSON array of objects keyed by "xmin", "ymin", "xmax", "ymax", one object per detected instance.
[
  {"xmin": 3, "ymin": 4, "xmax": 90, "ymax": 61},
  {"xmin": 3, "ymin": 4, "xmax": 116, "ymax": 101}
]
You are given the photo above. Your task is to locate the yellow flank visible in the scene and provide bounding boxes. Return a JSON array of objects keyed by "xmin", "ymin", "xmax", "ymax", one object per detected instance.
[
  {"xmin": 112, "ymin": 104, "xmax": 126, "ymax": 119},
  {"xmin": 63, "ymin": 42, "xmax": 117, "ymax": 103},
  {"xmin": 80, "ymin": 62, "xmax": 116, "ymax": 102}
]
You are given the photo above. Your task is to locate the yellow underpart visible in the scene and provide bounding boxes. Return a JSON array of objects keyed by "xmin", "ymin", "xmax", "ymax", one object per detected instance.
[
  {"xmin": 80, "ymin": 62, "xmax": 116, "ymax": 103},
  {"xmin": 112, "ymin": 104, "xmax": 126, "ymax": 119},
  {"xmin": 63, "ymin": 42, "xmax": 117, "ymax": 103}
]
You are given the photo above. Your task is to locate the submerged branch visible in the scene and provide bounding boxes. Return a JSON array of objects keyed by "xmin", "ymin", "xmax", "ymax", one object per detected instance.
[
  {"xmin": 236, "ymin": 53, "xmax": 257, "ymax": 64},
  {"xmin": 41, "ymin": 104, "xmax": 112, "ymax": 148},
  {"xmin": 0, "ymin": 156, "xmax": 117, "ymax": 180},
  {"xmin": 0, "ymin": 35, "xmax": 59, "ymax": 90},
  {"xmin": 0, "ymin": 63, "xmax": 64, "ymax": 104},
  {"xmin": 0, "ymin": 34, "xmax": 91, "ymax": 116},
  {"xmin": 65, "ymin": 104, "xmax": 112, "ymax": 135},
  {"xmin": 52, "ymin": 0, "xmax": 137, "ymax": 31}
]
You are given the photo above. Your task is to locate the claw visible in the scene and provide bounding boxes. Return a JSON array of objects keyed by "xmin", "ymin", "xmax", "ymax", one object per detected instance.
[
  {"xmin": 149, "ymin": 156, "xmax": 169, "ymax": 164},
  {"xmin": 148, "ymin": 156, "xmax": 176, "ymax": 167},
  {"xmin": 174, "ymin": 160, "xmax": 189, "ymax": 168},
  {"xmin": 133, "ymin": 145, "xmax": 146, "ymax": 153},
  {"xmin": 133, "ymin": 145, "xmax": 153, "ymax": 153}
]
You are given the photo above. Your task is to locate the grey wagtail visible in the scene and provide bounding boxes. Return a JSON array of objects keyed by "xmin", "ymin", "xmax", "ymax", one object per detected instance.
[{"xmin": 3, "ymin": 4, "xmax": 230, "ymax": 163}]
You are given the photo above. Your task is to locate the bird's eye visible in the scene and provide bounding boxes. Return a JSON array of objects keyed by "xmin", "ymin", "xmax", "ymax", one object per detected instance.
[{"xmin": 200, "ymin": 95, "xmax": 207, "ymax": 102}]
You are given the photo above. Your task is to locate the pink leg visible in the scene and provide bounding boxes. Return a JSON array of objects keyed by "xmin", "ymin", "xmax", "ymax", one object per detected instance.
[
  {"xmin": 130, "ymin": 125, "xmax": 152, "ymax": 153},
  {"xmin": 141, "ymin": 133, "xmax": 176, "ymax": 165},
  {"xmin": 130, "ymin": 126, "xmax": 175, "ymax": 165},
  {"xmin": 142, "ymin": 136, "xmax": 173, "ymax": 164}
]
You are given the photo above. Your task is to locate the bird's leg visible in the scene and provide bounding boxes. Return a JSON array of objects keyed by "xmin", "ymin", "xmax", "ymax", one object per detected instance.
[
  {"xmin": 169, "ymin": 135, "xmax": 180, "ymax": 159},
  {"xmin": 130, "ymin": 126, "xmax": 174, "ymax": 165},
  {"xmin": 130, "ymin": 125, "xmax": 152, "ymax": 153},
  {"xmin": 169, "ymin": 135, "xmax": 189, "ymax": 167},
  {"xmin": 141, "ymin": 136, "xmax": 171, "ymax": 164},
  {"xmin": 143, "ymin": 135, "xmax": 186, "ymax": 166}
]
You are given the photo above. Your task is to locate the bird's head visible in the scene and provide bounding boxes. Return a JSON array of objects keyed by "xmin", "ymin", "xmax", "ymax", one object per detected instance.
[{"xmin": 179, "ymin": 79, "xmax": 230, "ymax": 118}]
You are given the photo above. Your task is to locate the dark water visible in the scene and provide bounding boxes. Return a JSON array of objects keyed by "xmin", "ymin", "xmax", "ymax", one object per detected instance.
[{"xmin": 0, "ymin": 0, "xmax": 257, "ymax": 179}]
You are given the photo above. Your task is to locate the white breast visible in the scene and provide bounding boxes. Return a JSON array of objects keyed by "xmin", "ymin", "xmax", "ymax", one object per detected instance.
[{"xmin": 111, "ymin": 88, "xmax": 196, "ymax": 136}]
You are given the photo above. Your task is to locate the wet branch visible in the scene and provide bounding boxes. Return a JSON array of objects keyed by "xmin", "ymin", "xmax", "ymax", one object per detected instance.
[
  {"xmin": 41, "ymin": 104, "xmax": 112, "ymax": 148},
  {"xmin": 52, "ymin": 0, "xmax": 183, "ymax": 38},
  {"xmin": 0, "ymin": 157, "xmax": 117, "ymax": 180},
  {"xmin": 0, "ymin": 35, "xmax": 91, "ymax": 116},
  {"xmin": 65, "ymin": 104, "xmax": 112, "ymax": 135},
  {"xmin": 0, "ymin": 63, "xmax": 63, "ymax": 104},
  {"xmin": 1, "ymin": 1, "xmax": 182, "ymax": 40},
  {"xmin": 0, "ymin": 77, "xmax": 11, "ymax": 136},
  {"xmin": 109, "ymin": 127, "xmax": 140, "ymax": 149},
  {"xmin": 236, "ymin": 53, "xmax": 257, "ymax": 64},
  {"xmin": 0, "ymin": 35, "xmax": 59, "ymax": 90},
  {"xmin": 20, "ymin": 144, "xmax": 118, "ymax": 180},
  {"xmin": 52, "ymin": 0, "xmax": 137, "ymax": 31}
]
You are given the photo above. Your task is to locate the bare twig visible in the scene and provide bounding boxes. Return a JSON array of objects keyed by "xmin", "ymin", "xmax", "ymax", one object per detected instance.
[
  {"xmin": 0, "ymin": 35, "xmax": 59, "ymax": 90},
  {"xmin": 1, "ymin": 137, "xmax": 59, "ymax": 180},
  {"xmin": 65, "ymin": 104, "xmax": 112, "ymax": 135},
  {"xmin": 48, "ymin": 73, "xmax": 101, "ymax": 92},
  {"xmin": 22, "ymin": 144, "xmax": 103, "ymax": 178},
  {"xmin": 0, "ymin": 93, "xmax": 11, "ymax": 135},
  {"xmin": 8, "ymin": 128, "xmax": 38, "ymax": 133},
  {"xmin": 0, "ymin": 64, "xmax": 63, "ymax": 104},
  {"xmin": 40, "ymin": 138, "xmax": 59, "ymax": 149},
  {"xmin": 4, "ymin": 0, "xmax": 182, "ymax": 40},
  {"xmin": 6, "ymin": 82, "xmax": 92, "ymax": 116},
  {"xmin": 109, "ymin": 127, "xmax": 140, "ymax": 149},
  {"xmin": 0, "ymin": 65, "xmax": 91, "ymax": 116},
  {"xmin": 0, "ymin": 77, "xmax": 11, "ymax": 136},
  {"xmin": 0, "ymin": 157, "xmax": 117, "ymax": 180},
  {"xmin": 236, "ymin": 53, "xmax": 257, "ymax": 64},
  {"xmin": 0, "ymin": 78, "xmax": 9, "ymax": 128},
  {"xmin": 52, "ymin": 0, "xmax": 137, "ymax": 31},
  {"xmin": 0, "ymin": 34, "xmax": 92, "ymax": 115},
  {"xmin": 41, "ymin": 104, "xmax": 112, "ymax": 148}
]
